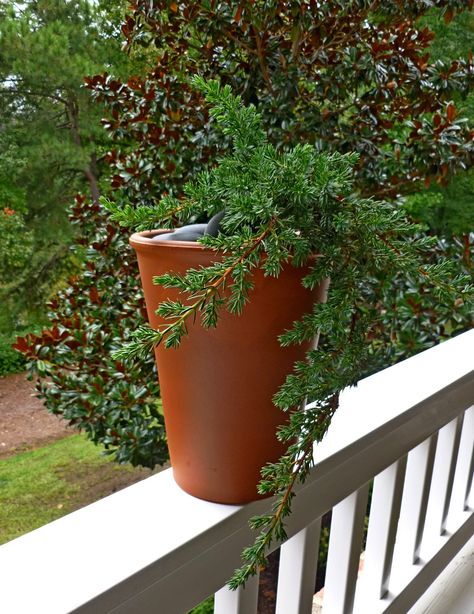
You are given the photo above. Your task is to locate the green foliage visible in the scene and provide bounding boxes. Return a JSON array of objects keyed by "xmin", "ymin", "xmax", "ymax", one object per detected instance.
[
  {"xmin": 409, "ymin": 7, "xmax": 474, "ymax": 236},
  {"xmin": 0, "ymin": 0, "xmax": 130, "ymax": 329},
  {"xmin": 188, "ymin": 597, "xmax": 214, "ymax": 614},
  {"xmin": 112, "ymin": 79, "xmax": 473, "ymax": 588},
  {"xmin": 0, "ymin": 209, "xmax": 34, "ymax": 284},
  {"xmin": 0, "ymin": 209, "xmax": 38, "ymax": 343},
  {"xmin": 0, "ymin": 140, "xmax": 27, "ymax": 214},
  {"xmin": 15, "ymin": 196, "xmax": 167, "ymax": 467},
  {"xmin": 17, "ymin": 1, "xmax": 474, "ymax": 474},
  {"xmin": 424, "ymin": 7, "xmax": 474, "ymax": 62},
  {"xmin": 403, "ymin": 173, "xmax": 474, "ymax": 235},
  {"xmin": 0, "ymin": 336, "xmax": 26, "ymax": 377},
  {"xmin": 110, "ymin": 0, "xmax": 474, "ymax": 200}
]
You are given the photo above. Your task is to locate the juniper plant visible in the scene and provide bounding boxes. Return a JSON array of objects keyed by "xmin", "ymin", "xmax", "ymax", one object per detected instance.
[{"xmin": 104, "ymin": 76, "xmax": 472, "ymax": 587}]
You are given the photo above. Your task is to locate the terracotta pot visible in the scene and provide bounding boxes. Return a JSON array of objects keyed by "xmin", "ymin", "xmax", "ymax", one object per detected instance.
[{"xmin": 130, "ymin": 230, "xmax": 328, "ymax": 504}]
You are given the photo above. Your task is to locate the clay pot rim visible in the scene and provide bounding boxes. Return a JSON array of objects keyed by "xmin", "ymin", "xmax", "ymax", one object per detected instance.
[
  {"xmin": 129, "ymin": 229, "xmax": 217, "ymax": 253},
  {"xmin": 130, "ymin": 230, "xmax": 321, "ymax": 264}
]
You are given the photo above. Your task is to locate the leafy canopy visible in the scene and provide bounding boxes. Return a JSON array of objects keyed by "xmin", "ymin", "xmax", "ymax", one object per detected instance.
[{"xmin": 107, "ymin": 77, "xmax": 473, "ymax": 587}]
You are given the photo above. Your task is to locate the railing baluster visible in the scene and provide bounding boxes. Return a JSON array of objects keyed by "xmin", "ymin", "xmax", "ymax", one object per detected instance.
[
  {"xmin": 275, "ymin": 519, "xmax": 321, "ymax": 614},
  {"xmin": 423, "ymin": 415, "xmax": 464, "ymax": 545},
  {"xmin": 392, "ymin": 434, "xmax": 438, "ymax": 567},
  {"xmin": 465, "ymin": 414, "xmax": 474, "ymax": 511},
  {"xmin": 214, "ymin": 572, "xmax": 259, "ymax": 614},
  {"xmin": 440, "ymin": 414, "xmax": 465, "ymax": 532},
  {"xmin": 458, "ymin": 406, "xmax": 474, "ymax": 511},
  {"xmin": 357, "ymin": 455, "xmax": 407, "ymax": 605},
  {"xmin": 322, "ymin": 483, "xmax": 370, "ymax": 614}
]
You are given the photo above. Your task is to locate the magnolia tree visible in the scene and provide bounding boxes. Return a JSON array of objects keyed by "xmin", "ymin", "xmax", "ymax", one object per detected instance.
[{"xmin": 18, "ymin": 0, "xmax": 474, "ymax": 468}]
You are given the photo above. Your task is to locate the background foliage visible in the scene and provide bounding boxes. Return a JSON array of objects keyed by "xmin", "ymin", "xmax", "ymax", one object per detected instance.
[
  {"xmin": 14, "ymin": 0, "xmax": 474, "ymax": 469},
  {"xmin": 0, "ymin": 0, "xmax": 130, "ymax": 334}
]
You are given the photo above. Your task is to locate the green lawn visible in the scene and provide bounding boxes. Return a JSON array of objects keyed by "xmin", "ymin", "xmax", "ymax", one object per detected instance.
[{"xmin": 0, "ymin": 434, "xmax": 155, "ymax": 544}]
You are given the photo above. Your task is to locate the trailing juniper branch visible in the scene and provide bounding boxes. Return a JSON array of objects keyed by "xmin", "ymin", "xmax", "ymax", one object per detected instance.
[
  {"xmin": 101, "ymin": 194, "xmax": 195, "ymax": 231},
  {"xmin": 106, "ymin": 76, "xmax": 473, "ymax": 588}
]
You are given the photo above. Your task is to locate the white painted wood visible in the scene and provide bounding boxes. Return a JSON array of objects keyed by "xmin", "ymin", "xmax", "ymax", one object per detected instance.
[
  {"xmin": 383, "ymin": 509, "xmax": 474, "ymax": 613},
  {"xmin": 355, "ymin": 510, "xmax": 474, "ymax": 614},
  {"xmin": 462, "ymin": 407, "xmax": 474, "ymax": 510},
  {"xmin": 214, "ymin": 573, "xmax": 259, "ymax": 614},
  {"xmin": 312, "ymin": 330, "xmax": 474, "ymax": 464},
  {"xmin": 0, "ymin": 469, "xmax": 268, "ymax": 614},
  {"xmin": 275, "ymin": 519, "xmax": 321, "ymax": 614},
  {"xmin": 0, "ymin": 331, "xmax": 471, "ymax": 614},
  {"xmin": 392, "ymin": 434, "xmax": 438, "ymax": 568},
  {"xmin": 422, "ymin": 415, "xmax": 464, "ymax": 548},
  {"xmin": 408, "ymin": 534, "xmax": 474, "ymax": 614},
  {"xmin": 322, "ymin": 484, "xmax": 370, "ymax": 614},
  {"xmin": 439, "ymin": 414, "xmax": 465, "ymax": 532},
  {"xmin": 468, "ymin": 481, "xmax": 474, "ymax": 511},
  {"xmin": 444, "ymin": 406, "xmax": 474, "ymax": 531},
  {"xmin": 358, "ymin": 456, "xmax": 407, "ymax": 603}
]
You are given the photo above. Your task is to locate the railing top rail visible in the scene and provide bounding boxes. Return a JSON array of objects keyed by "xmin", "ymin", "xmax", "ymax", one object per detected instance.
[
  {"xmin": 0, "ymin": 331, "xmax": 473, "ymax": 614},
  {"xmin": 310, "ymin": 328, "xmax": 474, "ymax": 481},
  {"xmin": 315, "ymin": 328, "xmax": 474, "ymax": 462}
]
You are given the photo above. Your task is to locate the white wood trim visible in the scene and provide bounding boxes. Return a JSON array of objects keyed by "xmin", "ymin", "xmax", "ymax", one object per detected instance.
[
  {"xmin": 214, "ymin": 573, "xmax": 259, "ymax": 614},
  {"xmin": 323, "ymin": 484, "xmax": 370, "ymax": 614},
  {"xmin": 407, "ymin": 535, "xmax": 474, "ymax": 614},
  {"xmin": 275, "ymin": 519, "xmax": 321, "ymax": 614},
  {"xmin": 424, "ymin": 415, "xmax": 464, "ymax": 540},
  {"xmin": 393, "ymin": 434, "xmax": 438, "ymax": 567},
  {"xmin": 360, "ymin": 456, "xmax": 407, "ymax": 600}
]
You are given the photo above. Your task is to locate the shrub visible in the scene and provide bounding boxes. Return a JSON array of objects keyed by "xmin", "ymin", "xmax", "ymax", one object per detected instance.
[
  {"xmin": 18, "ymin": 0, "xmax": 474, "ymax": 467},
  {"xmin": 0, "ymin": 336, "xmax": 26, "ymax": 377}
]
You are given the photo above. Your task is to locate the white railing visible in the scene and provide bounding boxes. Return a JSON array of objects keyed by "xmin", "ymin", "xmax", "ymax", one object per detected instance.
[{"xmin": 0, "ymin": 330, "xmax": 473, "ymax": 614}]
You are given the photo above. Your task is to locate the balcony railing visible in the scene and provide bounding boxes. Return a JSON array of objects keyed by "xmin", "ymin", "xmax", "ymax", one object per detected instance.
[{"xmin": 0, "ymin": 330, "xmax": 473, "ymax": 614}]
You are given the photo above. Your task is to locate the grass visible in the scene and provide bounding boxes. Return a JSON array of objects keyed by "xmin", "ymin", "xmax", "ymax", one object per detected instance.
[{"xmin": 0, "ymin": 434, "xmax": 156, "ymax": 544}]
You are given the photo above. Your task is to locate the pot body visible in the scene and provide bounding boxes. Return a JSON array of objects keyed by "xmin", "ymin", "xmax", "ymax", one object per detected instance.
[{"xmin": 130, "ymin": 230, "xmax": 328, "ymax": 504}]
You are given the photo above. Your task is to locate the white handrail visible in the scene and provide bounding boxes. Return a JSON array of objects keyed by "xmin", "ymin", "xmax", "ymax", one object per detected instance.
[{"xmin": 0, "ymin": 330, "xmax": 472, "ymax": 614}]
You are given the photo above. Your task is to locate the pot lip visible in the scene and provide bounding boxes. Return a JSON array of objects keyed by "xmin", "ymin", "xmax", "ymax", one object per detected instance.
[
  {"xmin": 129, "ymin": 229, "xmax": 215, "ymax": 252},
  {"xmin": 130, "ymin": 230, "xmax": 322, "ymax": 265}
]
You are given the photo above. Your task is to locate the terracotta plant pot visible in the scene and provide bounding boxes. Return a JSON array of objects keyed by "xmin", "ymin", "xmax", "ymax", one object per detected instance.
[{"xmin": 130, "ymin": 230, "xmax": 328, "ymax": 504}]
